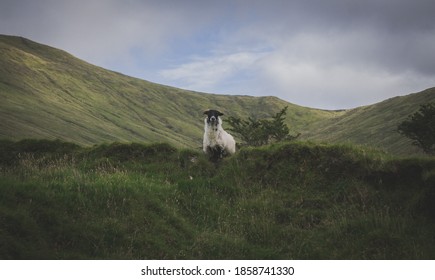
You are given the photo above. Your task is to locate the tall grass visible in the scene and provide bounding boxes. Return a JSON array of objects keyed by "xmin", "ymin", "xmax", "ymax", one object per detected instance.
[{"xmin": 1, "ymin": 139, "xmax": 434, "ymax": 259}]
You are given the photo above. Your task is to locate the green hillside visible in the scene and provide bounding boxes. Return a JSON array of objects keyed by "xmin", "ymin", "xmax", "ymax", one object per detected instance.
[
  {"xmin": 303, "ymin": 88, "xmax": 435, "ymax": 156},
  {"xmin": 0, "ymin": 35, "xmax": 336, "ymax": 149},
  {"xmin": 1, "ymin": 140, "xmax": 434, "ymax": 259},
  {"xmin": 1, "ymin": 35, "xmax": 434, "ymax": 156}
]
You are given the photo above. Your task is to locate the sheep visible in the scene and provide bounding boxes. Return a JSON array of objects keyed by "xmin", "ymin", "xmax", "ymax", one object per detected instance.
[{"xmin": 203, "ymin": 109, "xmax": 236, "ymax": 161}]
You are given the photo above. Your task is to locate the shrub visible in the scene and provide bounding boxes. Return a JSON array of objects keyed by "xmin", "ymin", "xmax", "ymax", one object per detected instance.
[
  {"xmin": 227, "ymin": 107, "xmax": 300, "ymax": 147},
  {"xmin": 398, "ymin": 103, "xmax": 435, "ymax": 155}
]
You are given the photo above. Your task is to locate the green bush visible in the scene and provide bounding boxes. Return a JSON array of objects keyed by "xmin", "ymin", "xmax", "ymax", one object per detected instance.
[
  {"xmin": 398, "ymin": 102, "xmax": 435, "ymax": 155},
  {"xmin": 227, "ymin": 107, "xmax": 300, "ymax": 147}
]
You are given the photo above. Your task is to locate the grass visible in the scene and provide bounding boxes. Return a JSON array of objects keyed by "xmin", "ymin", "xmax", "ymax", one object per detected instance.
[{"xmin": 1, "ymin": 139, "xmax": 435, "ymax": 259}]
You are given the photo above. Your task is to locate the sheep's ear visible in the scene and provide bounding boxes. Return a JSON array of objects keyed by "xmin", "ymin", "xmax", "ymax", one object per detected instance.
[
  {"xmin": 218, "ymin": 111, "xmax": 224, "ymax": 116},
  {"xmin": 203, "ymin": 110, "xmax": 209, "ymax": 115}
]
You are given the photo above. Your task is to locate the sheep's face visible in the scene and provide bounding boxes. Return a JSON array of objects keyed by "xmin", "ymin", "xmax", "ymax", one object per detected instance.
[{"xmin": 204, "ymin": 109, "xmax": 223, "ymax": 126}]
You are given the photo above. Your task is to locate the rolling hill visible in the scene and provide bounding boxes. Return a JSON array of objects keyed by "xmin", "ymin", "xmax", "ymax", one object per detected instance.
[
  {"xmin": 0, "ymin": 35, "xmax": 337, "ymax": 149},
  {"xmin": 1, "ymin": 34, "xmax": 434, "ymax": 156},
  {"xmin": 302, "ymin": 87, "xmax": 435, "ymax": 156}
]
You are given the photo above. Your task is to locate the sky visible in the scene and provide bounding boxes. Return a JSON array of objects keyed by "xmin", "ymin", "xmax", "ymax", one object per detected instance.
[{"xmin": 1, "ymin": 0, "xmax": 435, "ymax": 109}]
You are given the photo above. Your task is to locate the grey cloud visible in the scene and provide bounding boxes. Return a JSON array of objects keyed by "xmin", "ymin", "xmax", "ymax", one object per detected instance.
[{"xmin": 1, "ymin": 0, "xmax": 434, "ymax": 109}]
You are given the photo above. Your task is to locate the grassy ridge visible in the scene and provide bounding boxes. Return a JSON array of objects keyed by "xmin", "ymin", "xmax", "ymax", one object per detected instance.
[{"xmin": 1, "ymin": 139, "xmax": 434, "ymax": 259}]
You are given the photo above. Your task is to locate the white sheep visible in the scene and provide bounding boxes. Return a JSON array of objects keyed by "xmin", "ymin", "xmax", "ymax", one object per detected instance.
[{"xmin": 203, "ymin": 109, "xmax": 236, "ymax": 160}]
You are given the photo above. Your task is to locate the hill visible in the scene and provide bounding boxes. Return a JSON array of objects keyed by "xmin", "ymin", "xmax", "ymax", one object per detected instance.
[
  {"xmin": 1, "ymin": 35, "xmax": 434, "ymax": 156},
  {"xmin": 1, "ymin": 139, "xmax": 434, "ymax": 259},
  {"xmin": 0, "ymin": 35, "xmax": 337, "ymax": 149},
  {"xmin": 303, "ymin": 88, "xmax": 435, "ymax": 156}
]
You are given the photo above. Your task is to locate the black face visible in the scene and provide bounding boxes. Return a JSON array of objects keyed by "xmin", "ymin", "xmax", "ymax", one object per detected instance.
[{"xmin": 204, "ymin": 109, "xmax": 224, "ymax": 125}]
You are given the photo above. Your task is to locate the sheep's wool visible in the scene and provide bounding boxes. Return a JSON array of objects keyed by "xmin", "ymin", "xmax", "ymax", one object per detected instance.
[{"xmin": 203, "ymin": 110, "xmax": 236, "ymax": 158}]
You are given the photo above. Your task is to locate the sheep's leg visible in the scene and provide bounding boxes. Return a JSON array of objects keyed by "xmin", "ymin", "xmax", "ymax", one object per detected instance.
[{"xmin": 207, "ymin": 146, "xmax": 224, "ymax": 162}]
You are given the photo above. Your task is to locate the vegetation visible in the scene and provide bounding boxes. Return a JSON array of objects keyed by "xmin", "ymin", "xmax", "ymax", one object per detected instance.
[
  {"xmin": 1, "ymin": 35, "xmax": 435, "ymax": 259},
  {"xmin": 398, "ymin": 103, "xmax": 435, "ymax": 155},
  {"xmin": 227, "ymin": 106, "xmax": 300, "ymax": 146},
  {"xmin": 1, "ymin": 139, "xmax": 435, "ymax": 259}
]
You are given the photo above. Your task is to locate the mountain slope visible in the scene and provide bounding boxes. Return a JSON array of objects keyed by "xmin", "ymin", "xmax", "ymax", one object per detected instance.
[
  {"xmin": 303, "ymin": 87, "xmax": 435, "ymax": 156},
  {"xmin": 0, "ymin": 35, "xmax": 338, "ymax": 149},
  {"xmin": 1, "ymin": 35, "xmax": 434, "ymax": 156}
]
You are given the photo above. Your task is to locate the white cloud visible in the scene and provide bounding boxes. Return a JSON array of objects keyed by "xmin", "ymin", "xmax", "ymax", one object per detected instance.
[
  {"xmin": 258, "ymin": 59, "xmax": 400, "ymax": 108},
  {"xmin": 250, "ymin": 29, "xmax": 435, "ymax": 108},
  {"xmin": 159, "ymin": 51, "xmax": 268, "ymax": 93}
]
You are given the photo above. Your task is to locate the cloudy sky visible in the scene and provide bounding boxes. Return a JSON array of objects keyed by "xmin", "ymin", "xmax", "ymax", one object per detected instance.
[{"xmin": 1, "ymin": 0, "xmax": 435, "ymax": 109}]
